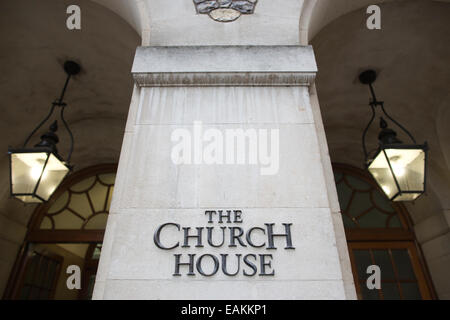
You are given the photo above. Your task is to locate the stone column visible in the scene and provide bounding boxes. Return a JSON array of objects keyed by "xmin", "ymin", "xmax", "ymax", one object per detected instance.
[{"xmin": 93, "ymin": 45, "xmax": 356, "ymax": 299}]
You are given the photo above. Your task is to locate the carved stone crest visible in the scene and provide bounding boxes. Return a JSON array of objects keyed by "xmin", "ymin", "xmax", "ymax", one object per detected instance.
[{"xmin": 193, "ymin": 0, "xmax": 258, "ymax": 22}]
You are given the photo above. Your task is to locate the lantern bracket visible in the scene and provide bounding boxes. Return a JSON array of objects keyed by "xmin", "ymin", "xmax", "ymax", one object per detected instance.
[
  {"xmin": 359, "ymin": 69, "xmax": 417, "ymax": 163},
  {"xmin": 21, "ymin": 61, "xmax": 80, "ymax": 163}
]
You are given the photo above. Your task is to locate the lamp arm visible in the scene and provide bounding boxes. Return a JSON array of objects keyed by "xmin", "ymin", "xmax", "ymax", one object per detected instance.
[
  {"xmin": 22, "ymin": 73, "xmax": 73, "ymax": 148},
  {"xmin": 362, "ymin": 103, "xmax": 376, "ymax": 162},
  {"xmin": 368, "ymin": 83, "xmax": 378, "ymax": 104},
  {"xmin": 22, "ymin": 103, "xmax": 57, "ymax": 148},
  {"xmin": 60, "ymin": 105, "xmax": 74, "ymax": 163},
  {"xmin": 380, "ymin": 102, "xmax": 417, "ymax": 144},
  {"xmin": 56, "ymin": 73, "xmax": 71, "ymax": 105}
]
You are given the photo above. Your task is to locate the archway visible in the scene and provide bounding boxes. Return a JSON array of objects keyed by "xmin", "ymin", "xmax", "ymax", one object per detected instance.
[
  {"xmin": 5, "ymin": 164, "xmax": 116, "ymax": 300},
  {"xmin": 310, "ymin": 0, "xmax": 450, "ymax": 298},
  {"xmin": 333, "ymin": 163, "xmax": 435, "ymax": 299},
  {"xmin": 0, "ymin": 0, "xmax": 140, "ymax": 298}
]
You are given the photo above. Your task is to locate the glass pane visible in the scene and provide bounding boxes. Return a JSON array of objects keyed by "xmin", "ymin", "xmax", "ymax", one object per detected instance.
[
  {"xmin": 334, "ymin": 172, "xmax": 343, "ymax": 182},
  {"xmin": 88, "ymin": 182, "xmax": 108, "ymax": 212},
  {"xmin": 37, "ymin": 258, "xmax": 49, "ymax": 287},
  {"xmin": 84, "ymin": 213, "xmax": 108, "ymax": 230},
  {"xmin": 392, "ymin": 249, "xmax": 416, "ymax": 280},
  {"xmin": 401, "ymin": 283, "xmax": 422, "ymax": 300},
  {"xmin": 37, "ymin": 160, "xmax": 66, "ymax": 201},
  {"xmin": 10, "ymin": 152, "xmax": 47, "ymax": 193},
  {"xmin": 388, "ymin": 214, "xmax": 402, "ymax": 228},
  {"xmin": 382, "ymin": 283, "xmax": 401, "ymax": 300},
  {"xmin": 334, "ymin": 168, "xmax": 405, "ymax": 229},
  {"xmin": 29, "ymin": 286, "xmax": 40, "ymax": 300},
  {"xmin": 16, "ymin": 195, "xmax": 42, "ymax": 203},
  {"xmin": 87, "ymin": 274, "xmax": 97, "ymax": 299},
  {"xmin": 98, "ymin": 173, "xmax": 116, "ymax": 185},
  {"xmin": 360, "ymin": 281, "xmax": 380, "ymax": 300},
  {"xmin": 342, "ymin": 214, "xmax": 357, "ymax": 228},
  {"xmin": 368, "ymin": 151, "xmax": 399, "ymax": 199},
  {"xmin": 353, "ymin": 250, "xmax": 372, "ymax": 280},
  {"xmin": 372, "ymin": 190, "xmax": 395, "ymax": 213},
  {"xmin": 106, "ymin": 187, "xmax": 114, "ymax": 211},
  {"xmin": 385, "ymin": 148, "xmax": 425, "ymax": 192},
  {"xmin": 357, "ymin": 208, "xmax": 388, "ymax": 228},
  {"xmin": 40, "ymin": 216, "xmax": 53, "ymax": 230},
  {"xmin": 347, "ymin": 192, "xmax": 372, "ymax": 218},
  {"xmin": 372, "ymin": 250, "xmax": 395, "ymax": 280},
  {"xmin": 39, "ymin": 289, "xmax": 50, "ymax": 300},
  {"xmin": 19, "ymin": 285, "xmax": 31, "ymax": 299},
  {"xmin": 69, "ymin": 193, "xmax": 93, "ymax": 219},
  {"xmin": 394, "ymin": 193, "xmax": 422, "ymax": 202},
  {"xmin": 45, "ymin": 261, "xmax": 57, "ymax": 290},
  {"xmin": 336, "ymin": 181, "xmax": 352, "ymax": 212},
  {"xmin": 52, "ymin": 209, "xmax": 84, "ymax": 229},
  {"xmin": 47, "ymin": 191, "xmax": 69, "ymax": 214},
  {"xmin": 71, "ymin": 176, "xmax": 96, "ymax": 192},
  {"xmin": 92, "ymin": 244, "xmax": 102, "ymax": 259},
  {"xmin": 24, "ymin": 253, "xmax": 39, "ymax": 284},
  {"xmin": 38, "ymin": 170, "xmax": 116, "ymax": 231},
  {"xmin": 35, "ymin": 153, "xmax": 70, "ymax": 201},
  {"xmin": 346, "ymin": 175, "xmax": 371, "ymax": 191},
  {"xmin": 20, "ymin": 251, "xmax": 61, "ymax": 300}
]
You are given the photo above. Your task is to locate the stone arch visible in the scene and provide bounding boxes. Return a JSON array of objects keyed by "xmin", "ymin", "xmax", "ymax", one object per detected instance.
[
  {"xmin": 310, "ymin": 0, "xmax": 450, "ymax": 298},
  {"xmin": 304, "ymin": 0, "xmax": 450, "ymax": 44},
  {"xmin": 0, "ymin": 0, "xmax": 139, "ymax": 297},
  {"xmin": 91, "ymin": 0, "xmax": 151, "ymax": 45}
]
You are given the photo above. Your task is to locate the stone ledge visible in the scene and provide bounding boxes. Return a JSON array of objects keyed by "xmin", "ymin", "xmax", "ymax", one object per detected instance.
[
  {"xmin": 133, "ymin": 72, "xmax": 316, "ymax": 87},
  {"xmin": 132, "ymin": 46, "xmax": 317, "ymax": 87}
]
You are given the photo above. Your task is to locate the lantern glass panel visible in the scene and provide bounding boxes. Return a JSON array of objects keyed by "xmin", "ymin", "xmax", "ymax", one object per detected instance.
[
  {"xmin": 368, "ymin": 151, "xmax": 399, "ymax": 200},
  {"xmin": 384, "ymin": 148, "xmax": 425, "ymax": 194},
  {"xmin": 15, "ymin": 195, "xmax": 41, "ymax": 203},
  {"xmin": 35, "ymin": 153, "xmax": 70, "ymax": 201},
  {"xmin": 10, "ymin": 152, "xmax": 48, "ymax": 202},
  {"xmin": 10, "ymin": 151, "xmax": 70, "ymax": 203},
  {"xmin": 394, "ymin": 193, "xmax": 422, "ymax": 201}
]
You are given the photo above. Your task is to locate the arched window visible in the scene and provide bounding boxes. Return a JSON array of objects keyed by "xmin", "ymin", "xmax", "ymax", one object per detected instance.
[
  {"xmin": 6, "ymin": 164, "xmax": 116, "ymax": 300},
  {"xmin": 333, "ymin": 163, "xmax": 435, "ymax": 300},
  {"xmin": 33, "ymin": 167, "xmax": 115, "ymax": 233}
]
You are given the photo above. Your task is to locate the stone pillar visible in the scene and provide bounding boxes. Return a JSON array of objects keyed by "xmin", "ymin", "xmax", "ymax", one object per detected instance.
[{"xmin": 93, "ymin": 45, "xmax": 356, "ymax": 299}]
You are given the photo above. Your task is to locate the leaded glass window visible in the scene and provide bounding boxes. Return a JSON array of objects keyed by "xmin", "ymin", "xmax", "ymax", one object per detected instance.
[
  {"xmin": 333, "ymin": 164, "xmax": 434, "ymax": 300},
  {"xmin": 334, "ymin": 168, "xmax": 405, "ymax": 229},
  {"xmin": 38, "ymin": 173, "xmax": 115, "ymax": 231}
]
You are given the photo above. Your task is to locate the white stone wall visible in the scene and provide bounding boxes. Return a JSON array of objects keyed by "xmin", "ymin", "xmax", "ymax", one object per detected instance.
[{"xmin": 93, "ymin": 46, "xmax": 355, "ymax": 299}]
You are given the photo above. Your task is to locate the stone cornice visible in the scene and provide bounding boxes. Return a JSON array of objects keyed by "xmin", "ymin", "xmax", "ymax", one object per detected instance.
[
  {"xmin": 132, "ymin": 46, "xmax": 317, "ymax": 87},
  {"xmin": 133, "ymin": 72, "xmax": 316, "ymax": 87}
]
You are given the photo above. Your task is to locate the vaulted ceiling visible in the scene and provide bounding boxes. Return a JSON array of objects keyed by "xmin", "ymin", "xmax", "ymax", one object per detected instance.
[
  {"xmin": 91, "ymin": 0, "xmax": 450, "ymax": 45},
  {"xmin": 0, "ymin": 0, "xmax": 140, "ymax": 224},
  {"xmin": 312, "ymin": 0, "xmax": 450, "ymax": 216},
  {"xmin": 1, "ymin": 0, "xmax": 449, "ymax": 229}
]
